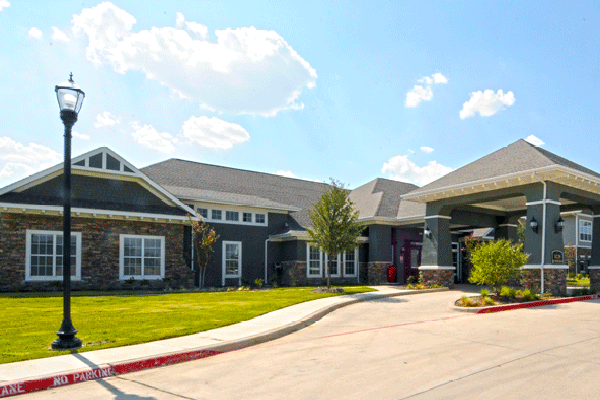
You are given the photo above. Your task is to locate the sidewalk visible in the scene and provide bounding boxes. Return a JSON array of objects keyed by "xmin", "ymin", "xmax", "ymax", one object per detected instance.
[{"xmin": 0, "ymin": 286, "xmax": 446, "ymax": 398}]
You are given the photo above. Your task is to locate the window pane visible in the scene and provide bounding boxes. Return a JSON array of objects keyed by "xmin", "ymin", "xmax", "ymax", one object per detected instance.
[
  {"xmin": 212, "ymin": 210, "xmax": 222, "ymax": 220},
  {"xmin": 255, "ymin": 214, "xmax": 265, "ymax": 224},
  {"xmin": 243, "ymin": 212, "xmax": 252, "ymax": 222},
  {"xmin": 345, "ymin": 251, "xmax": 355, "ymax": 275},
  {"xmin": 226, "ymin": 211, "xmax": 239, "ymax": 221}
]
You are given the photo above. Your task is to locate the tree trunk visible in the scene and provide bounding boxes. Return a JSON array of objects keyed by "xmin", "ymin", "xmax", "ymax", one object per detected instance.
[{"xmin": 327, "ymin": 258, "xmax": 331, "ymax": 289}]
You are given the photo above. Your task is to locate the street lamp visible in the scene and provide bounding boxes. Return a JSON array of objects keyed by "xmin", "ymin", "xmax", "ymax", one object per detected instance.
[{"xmin": 52, "ymin": 73, "xmax": 85, "ymax": 350}]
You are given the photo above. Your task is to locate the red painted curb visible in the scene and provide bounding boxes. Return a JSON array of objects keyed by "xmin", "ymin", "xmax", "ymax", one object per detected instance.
[
  {"xmin": 476, "ymin": 293, "xmax": 600, "ymax": 314},
  {"xmin": 0, "ymin": 349, "xmax": 223, "ymax": 398}
]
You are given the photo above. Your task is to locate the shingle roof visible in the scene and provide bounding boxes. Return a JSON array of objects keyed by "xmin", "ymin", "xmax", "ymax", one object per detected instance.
[
  {"xmin": 141, "ymin": 159, "xmax": 330, "ymax": 228},
  {"xmin": 406, "ymin": 139, "xmax": 600, "ymax": 197},
  {"xmin": 349, "ymin": 178, "xmax": 420, "ymax": 219}
]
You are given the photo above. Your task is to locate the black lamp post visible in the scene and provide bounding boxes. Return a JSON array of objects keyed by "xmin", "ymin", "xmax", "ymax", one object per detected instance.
[{"xmin": 52, "ymin": 73, "xmax": 85, "ymax": 351}]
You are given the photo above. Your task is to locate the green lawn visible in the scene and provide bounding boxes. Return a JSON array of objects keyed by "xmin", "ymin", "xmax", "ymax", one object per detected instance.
[
  {"xmin": 0, "ymin": 287, "xmax": 374, "ymax": 364},
  {"xmin": 567, "ymin": 277, "xmax": 590, "ymax": 286}
]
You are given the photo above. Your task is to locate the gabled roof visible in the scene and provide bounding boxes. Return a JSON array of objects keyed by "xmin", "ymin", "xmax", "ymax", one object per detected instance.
[
  {"xmin": 0, "ymin": 147, "xmax": 196, "ymax": 220},
  {"xmin": 142, "ymin": 159, "xmax": 330, "ymax": 228},
  {"xmin": 403, "ymin": 139, "xmax": 600, "ymax": 203},
  {"xmin": 349, "ymin": 178, "xmax": 422, "ymax": 222}
]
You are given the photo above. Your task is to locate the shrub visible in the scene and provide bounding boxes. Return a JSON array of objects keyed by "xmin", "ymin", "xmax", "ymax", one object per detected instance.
[
  {"xmin": 521, "ymin": 289, "xmax": 537, "ymax": 301},
  {"xmin": 480, "ymin": 289, "xmax": 489, "ymax": 298},
  {"xmin": 483, "ymin": 297, "xmax": 495, "ymax": 306},
  {"xmin": 468, "ymin": 239, "xmax": 528, "ymax": 294},
  {"xmin": 577, "ymin": 273, "xmax": 584, "ymax": 280},
  {"xmin": 460, "ymin": 296, "xmax": 474, "ymax": 307},
  {"xmin": 590, "ymin": 287, "xmax": 598, "ymax": 295},
  {"xmin": 254, "ymin": 278, "xmax": 263, "ymax": 288},
  {"xmin": 500, "ymin": 286, "xmax": 517, "ymax": 298},
  {"xmin": 407, "ymin": 275, "xmax": 416, "ymax": 284},
  {"xmin": 568, "ymin": 272, "xmax": 575, "ymax": 279}
]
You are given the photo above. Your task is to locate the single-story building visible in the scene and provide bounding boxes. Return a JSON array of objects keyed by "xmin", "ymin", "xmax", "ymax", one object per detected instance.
[{"xmin": 1, "ymin": 139, "xmax": 599, "ymax": 294}]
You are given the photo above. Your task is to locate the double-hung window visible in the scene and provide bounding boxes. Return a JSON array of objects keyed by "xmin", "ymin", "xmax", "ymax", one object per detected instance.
[
  {"xmin": 255, "ymin": 214, "xmax": 266, "ymax": 224},
  {"xmin": 307, "ymin": 244, "xmax": 322, "ymax": 277},
  {"xmin": 580, "ymin": 220, "xmax": 592, "ymax": 242},
  {"xmin": 26, "ymin": 230, "xmax": 81, "ymax": 281},
  {"xmin": 120, "ymin": 235, "xmax": 165, "ymax": 279},
  {"xmin": 222, "ymin": 241, "xmax": 242, "ymax": 285},
  {"xmin": 226, "ymin": 211, "xmax": 239, "ymax": 222},
  {"xmin": 344, "ymin": 249, "xmax": 358, "ymax": 277},
  {"xmin": 243, "ymin": 212, "xmax": 252, "ymax": 223},
  {"xmin": 325, "ymin": 253, "xmax": 341, "ymax": 277}
]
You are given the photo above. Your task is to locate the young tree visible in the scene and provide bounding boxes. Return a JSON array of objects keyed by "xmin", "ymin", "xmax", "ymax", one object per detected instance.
[
  {"xmin": 307, "ymin": 180, "xmax": 364, "ymax": 289},
  {"xmin": 189, "ymin": 215, "xmax": 220, "ymax": 289},
  {"xmin": 468, "ymin": 239, "xmax": 529, "ymax": 294}
]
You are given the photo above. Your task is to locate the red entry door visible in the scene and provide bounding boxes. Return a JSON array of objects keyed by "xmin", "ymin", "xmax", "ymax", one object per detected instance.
[{"xmin": 403, "ymin": 240, "xmax": 422, "ymax": 281}]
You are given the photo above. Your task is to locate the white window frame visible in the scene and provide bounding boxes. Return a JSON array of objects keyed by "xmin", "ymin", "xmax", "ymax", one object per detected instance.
[
  {"xmin": 211, "ymin": 209, "xmax": 222, "ymax": 220},
  {"xmin": 325, "ymin": 253, "xmax": 342, "ymax": 278},
  {"xmin": 226, "ymin": 211, "xmax": 239, "ymax": 222},
  {"xmin": 222, "ymin": 241, "xmax": 242, "ymax": 285},
  {"xmin": 25, "ymin": 230, "xmax": 82, "ymax": 281},
  {"xmin": 242, "ymin": 212, "xmax": 252, "ymax": 223},
  {"xmin": 119, "ymin": 234, "xmax": 165, "ymax": 280},
  {"xmin": 580, "ymin": 219, "xmax": 592, "ymax": 242},
  {"xmin": 192, "ymin": 206, "xmax": 268, "ymax": 226},
  {"xmin": 197, "ymin": 207, "xmax": 208, "ymax": 219},
  {"xmin": 343, "ymin": 248, "xmax": 359, "ymax": 277},
  {"xmin": 255, "ymin": 213, "xmax": 266, "ymax": 224},
  {"xmin": 307, "ymin": 243, "xmax": 322, "ymax": 278}
]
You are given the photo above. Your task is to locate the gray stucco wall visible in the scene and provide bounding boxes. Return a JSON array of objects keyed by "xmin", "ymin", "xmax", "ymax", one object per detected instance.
[{"xmin": 368, "ymin": 225, "xmax": 392, "ymax": 262}]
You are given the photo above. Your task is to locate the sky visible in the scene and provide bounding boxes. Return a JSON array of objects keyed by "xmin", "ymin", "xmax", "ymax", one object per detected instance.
[{"xmin": 1, "ymin": 1, "xmax": 599, "ymax": 190}]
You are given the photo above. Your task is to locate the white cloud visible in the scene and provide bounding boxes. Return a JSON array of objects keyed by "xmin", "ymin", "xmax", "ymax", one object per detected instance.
[
  {"xmin": 0, "ymin": 1, "xmax": 10, "ymax": 11},
  {"xmin": 176, "ymin": 12, "xmax": 208, "ymax": 40},
  {"xmin": 382, "ymin": 154, "xmax": 453, "ymax": 186},
  {"xmin": 420, "ymin": 146, "xmax": 434, "ymax": 153},
  {"xmin": 276, "ymin": 170, "xmax": 322, "ymax": 182},
  {"xmin": 94, "ymin": 112, "xmax": 120, "ymax": 128},
  {"xmin": 0, "ymin": 137, "xmax": 60, "ymax": 185},
  {"xmin": 408, "ymin": 149, "xmax": 415, "ymax": 154},
  {"xmin": 406, "ymin": 73, "xmax": 447, "ymax": 108},
  {"xmin": 72, "ymin": 3, "xmax": 317, "ymax": 116},
  {"xmin": 524, "ymin": 135, "xmax": 544, "ymax": 146},
  {"xmin": 131, "ymin": 123, "xmax": 176, "ymax": 154},
  {"xmin": 51, "ymin": 27, "xmax": 69, "ymax": 42},
  {"xmin": 459, "ymin": 89, "xmax": 516, "ymax": 119},
  {"xmin": 405, "ymin": 85, "xmax": 433, "ymax": 108},
  {"xmin": 28, "ymin": 27, "xmax": 43, "ymax": 40},
  {"xmin": 72, "ymin": 131, "xmax": 90, "ymax": 140},
  {"xmin": 181, "ymin": 116, "xmax": 250, "ymax": 150}
]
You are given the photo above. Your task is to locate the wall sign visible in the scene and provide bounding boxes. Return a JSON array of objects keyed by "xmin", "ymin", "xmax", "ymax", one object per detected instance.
[{"xmin": 552, "ymin": 250, "xmax": 564, "ymax": 264}]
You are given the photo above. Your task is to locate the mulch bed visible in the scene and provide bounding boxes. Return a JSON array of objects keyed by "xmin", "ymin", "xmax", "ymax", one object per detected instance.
[{"xmin": 455, "ymin": 294, "xmax": 564, "ymax": 307}]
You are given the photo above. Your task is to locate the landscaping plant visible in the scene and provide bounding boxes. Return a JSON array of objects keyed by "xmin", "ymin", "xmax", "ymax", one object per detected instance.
[
  {"xmin": 189, "ymin": 215, "xmax": 220, "ymax": 289},
  {"xmin": 468, "ymin": 239, "xmax": 529, "ymax": 295}
]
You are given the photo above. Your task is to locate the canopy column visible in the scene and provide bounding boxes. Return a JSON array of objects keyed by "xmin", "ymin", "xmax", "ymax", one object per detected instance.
[{"xmin": 420, "ymin": 204, "xmax": 454, "ymax": 288}]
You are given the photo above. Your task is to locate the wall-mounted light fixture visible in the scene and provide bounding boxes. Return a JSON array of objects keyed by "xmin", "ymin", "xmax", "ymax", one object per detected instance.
[
  {"xmin": 530, "ymin": 217, "xmax": 539, "ymax": 234},
  {"xmin": 555, "ymin": 216, "xmax": 565, "ymax": 233},
  {"xmin": 424, "ymin": 225, "xmax": 432, "ymax": 238}
]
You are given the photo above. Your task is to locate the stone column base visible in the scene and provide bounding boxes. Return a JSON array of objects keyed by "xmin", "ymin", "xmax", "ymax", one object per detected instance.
[
  {"xmin": 521, "ymin": 266, "xmax": 567, "ymax": 295},
  {"xmin": 589, "ymin": 267, "xmax": 600, "ymax": 291},
  {"xmin": 419, "ymin": 267, "xmax": 455, "ymax": 288},
  {"xmin": 367, "ymin": 261, "xmax": 392, "ymax": 285}
]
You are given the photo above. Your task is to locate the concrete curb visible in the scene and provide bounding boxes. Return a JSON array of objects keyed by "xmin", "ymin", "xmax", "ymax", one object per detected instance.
[
  {"xmin": 449, "ymin": 293, "xmax": 600, "ymax": 314},
  {"xmin": 0, "ymin": 287, "xmax": 446, "ymax": 398}
]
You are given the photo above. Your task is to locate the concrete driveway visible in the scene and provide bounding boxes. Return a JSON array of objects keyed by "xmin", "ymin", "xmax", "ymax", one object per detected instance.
[{"xmin": 21, "ymin": 289, "xmax": 600, "ymax": 400}]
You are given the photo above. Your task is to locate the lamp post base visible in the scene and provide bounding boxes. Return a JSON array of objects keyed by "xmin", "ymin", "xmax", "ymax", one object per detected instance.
[{"xmin": 52, "ymin": 335, "xmax": 82, "ymax": 350}]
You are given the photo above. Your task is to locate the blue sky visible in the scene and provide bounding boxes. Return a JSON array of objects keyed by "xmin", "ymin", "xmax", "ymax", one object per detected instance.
[{"xmin": 1, "ymin": 1, "xmax": 599, "ymax": 189}]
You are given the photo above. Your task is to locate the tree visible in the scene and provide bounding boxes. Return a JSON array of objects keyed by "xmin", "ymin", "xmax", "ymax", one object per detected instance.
[
  {"xmin": 307, "ymin": 180, "xmax": 364, "ymax": 289},
  {"xmin": 517, "ymin": 218, "xmax": 526, "ymax": 243},
  {"xmin": 468, "ymin": 239, "xmax": 529, "ymax": 294},
  {"xmin": 189, "ymin": 215, "xmax": 220, "ymax": 289}
]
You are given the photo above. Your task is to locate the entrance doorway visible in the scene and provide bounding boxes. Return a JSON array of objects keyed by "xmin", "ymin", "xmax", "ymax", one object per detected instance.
[{"xmin": 402, "ymin": 240, "xmax": 422, "ymax": 282}]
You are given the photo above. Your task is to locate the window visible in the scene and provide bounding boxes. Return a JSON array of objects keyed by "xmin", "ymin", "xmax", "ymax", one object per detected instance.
[
  {"xmin": 120, "ymin": 235, "xmax": 164, "ymax": 279},
  {"xmin": 243, "ymin": 212, "xmax": 252, "ymax": 222},
  {"xmin": 226, "ymin": 211, "xmax": 239, "ymax": 222},
  {"xmin": 580, "ymin": 220, "xmax": 592, "ymax": 242},
  {"xmin": 255, "ymin": 214, "xmax": 266, "ymax": 224},
  {"xmin": 307, "ymin": 244, "xmax": 322, "ymax": 277},
  {"xmin": 344, "ymin": 249, "xmax": 357, "ymax": 277},
  {"xmin": 325, "ymin": 253, "xmax": 341, "ymax": 277},
  {"xmin": 222, "ymin": 241, "xmax": 242, "ymax": 284},
  {"xmin": 197, "ymin": 208, "xmax": 208, "ymax": 219},
  {"xmin": 212, "ymin": 210, "xmax": 222, "ymax": 220},
  {"xmin": 26, "ymin": 231, "xmax": 81, "ymax": 281}
]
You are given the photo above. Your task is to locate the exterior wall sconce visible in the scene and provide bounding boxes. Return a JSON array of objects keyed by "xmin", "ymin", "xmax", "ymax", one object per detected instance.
[
  {"xmin": 555, "ymin": 216, "xmax": 565, "ymax": 233},
  {"xmin": 530, "ymin": 217, "xmax": 539, "ymax": 234},
  {"xmin": 424, "ymin": 225, "xmax": 432, "ymax": 238}
]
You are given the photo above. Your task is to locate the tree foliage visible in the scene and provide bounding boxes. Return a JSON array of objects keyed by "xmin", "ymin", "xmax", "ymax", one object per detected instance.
[
  {"xmin": 189, "ymin": 215, "xmax": 220, "ymax": 289},
  {"xmin": 307, "ymin": 180, "xmax": 364, "ymax": 288},
  {"xmin": 468, "ymin": 239, "xmax": 529, "ymax": 294}
]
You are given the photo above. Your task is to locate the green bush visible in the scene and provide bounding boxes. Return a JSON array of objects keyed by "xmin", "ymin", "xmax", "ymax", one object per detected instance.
[
  {"xmin": 406, "ymin": 275, "xmax": 416, "ymax": 284},
  {"xmin": 568, "ymin": 272, "xmax": 574, "ymax": 279},
  {"xmin": 254, "ymin": 278, "xmax": 263, "ymax": 288},
  {"xmin": 468, "ymin": 239, "xmax": 528, "ymax": 294},
  {"xmin": 577, "ymin": 273, "xmax": 584, "ymax": 280},
  {"xmin": 480, "ymin": 289, "xmax": 489, "ymax": 298},
  {"xmin": 521, "ymin": 289, "xmax": 538, "ymax": 301},
  {"xmin": 483, "ymin": 297, "xmax": 495, "ymax": 306},
  {"xmin": 500, "ymin": 286, "xmax": 517, "ymax": 298},
  {"xmin": 460, "ymin": 296, "xmax": 474, "ymax": 307}
]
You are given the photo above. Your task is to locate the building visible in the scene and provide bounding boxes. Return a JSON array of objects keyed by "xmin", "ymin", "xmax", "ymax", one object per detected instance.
[{"xmin": 1, "ymin": 139, "xmax": 599, "ymax": 294}]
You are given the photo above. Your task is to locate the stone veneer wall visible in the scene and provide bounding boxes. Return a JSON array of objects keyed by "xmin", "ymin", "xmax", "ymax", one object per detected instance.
[
  {"xmin": 521, "ymin": 268, "xmax": 567, "ymax": 295},
  {"xmin": 590, "ymin": 269, "xmax": 600, "ymax": 291},
  {"xmin": 279, "ymin": 261, "xmax": 363, "ymax": 287},
  {"xmin": 367, "ymin": 261, "xmax": 390, "ymax": 285},
  {"xmin": 421, "ymin": 269, "xmax": 454, "ymax": 288},
  {"xmin": 0, "ymin": 213, "xmax": 193, "ymax": 292}
]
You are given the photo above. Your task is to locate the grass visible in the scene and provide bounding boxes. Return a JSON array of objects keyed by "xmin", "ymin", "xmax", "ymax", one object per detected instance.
[
  {"xmin": 567, "ymin": 277, "xmax": 590, "ymax": 286},
  {"xmin": 0, "ymin": 286, "xmax": 374, "ymax": 364}
]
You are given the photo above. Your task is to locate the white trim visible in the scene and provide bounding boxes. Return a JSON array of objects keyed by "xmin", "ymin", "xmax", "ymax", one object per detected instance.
[
  {"xmin": 307, "ymin": 243, "xmax": 323, "ymax": 278},
  {"xmin": 342, "ymin": 248, "xmax": 359, "ymax": 278},
  {"xmin": 25, "ymin": 230, "xmax": 82, "ymax": 281},
  {"xmin": 0, "ymin": 203, "xmax": 193, "ymax": 223},
  {"xmin": 424, "ymin": 215, "xmax": 451, "ymax": 220},
  {"xmin": 521, "ymin": 264, "xmax": 569, "ymax": 270},
  {"xmin": 588, "ymin": 266, "xmax": 600, "ymax": 270},
  {"xmin": 418, "ymin": 266, "xmax": 455, "ymax": 270},
  {"xmin": 498, "ymin": 224, "xmax": 518, "ymax": 228},
  {"xmin": 222, "ymin": 241, "xmax": 242, "ymax": 286},
  {"xmin": 325, "ymin": 253, "xmax": 341, "ymax": 278},
  {"xmin": 194, "ymin": 205, "xmax": 268, "ymax": 227},
  {"xmin": 593, "ymin": 215, "xmax": 600, "ymax": 218},
  {"xmin": 525, "ymin": 200, "xmax": 562, "ymax": 206},
  {"xmin": 119, "ymin": 234, "xmax": 165, "ymax": 280}
]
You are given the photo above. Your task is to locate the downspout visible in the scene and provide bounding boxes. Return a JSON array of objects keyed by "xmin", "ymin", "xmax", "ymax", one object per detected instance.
[
  {"xmin": 541, "ymin": 181, "xmax": 547, "ymax": 294},
  {"xmin": 265, "ymin": 237, "xmax": 271, "ymax": 283}
]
